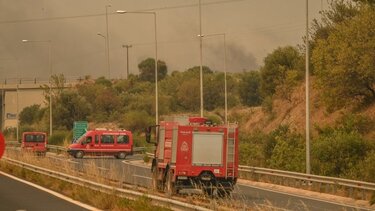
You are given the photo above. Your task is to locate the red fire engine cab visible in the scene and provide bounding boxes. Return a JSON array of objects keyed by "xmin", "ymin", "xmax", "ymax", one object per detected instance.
[
  {"xmin": 146, "ymin": 116, "xmax": 239, "ymax": 197},
  {"xmin": 21, "ymin": 132, "xmax": 48, "ymax": 155}
]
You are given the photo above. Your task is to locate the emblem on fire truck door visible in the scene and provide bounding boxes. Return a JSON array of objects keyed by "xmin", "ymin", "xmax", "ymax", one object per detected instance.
[{"xmin": 180, "ymin": 141, "xmax": 189, "ymax": 152}]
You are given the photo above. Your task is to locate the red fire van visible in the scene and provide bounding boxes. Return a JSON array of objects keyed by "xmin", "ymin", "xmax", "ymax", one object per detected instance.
[
  {"xmin": 67, "ymin": 129, "xmax": 133, "ymax": 159},
  {"xmin": 21, "ymin": 132, "xmax": 48, "ymax": 155}
]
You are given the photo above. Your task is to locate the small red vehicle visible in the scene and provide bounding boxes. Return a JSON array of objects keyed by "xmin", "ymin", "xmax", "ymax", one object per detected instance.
[
  {"xmin": 21, "ymin": 132, "xmax": 48, "ymax": 155},
  {"xmin": 68, "ymin": 129, "xmax": 133, "ymax": 159},
  {"xmin": 146, "ymin": 116, "xmax": 239, "ymax": 197}
]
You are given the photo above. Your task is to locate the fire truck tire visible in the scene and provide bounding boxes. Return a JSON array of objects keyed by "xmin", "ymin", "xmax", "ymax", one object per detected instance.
[
  {"xmin": 165, "ymin": 170, "xmax": 176, "ymax": 196},
  {"xmin": 152, "ymin": 166, "xmax": 159, "ymax": 191},
  {"xmin": 202, "ymin": 187, "xmax": 214, "ymax": 196},
  {"xmin": 117, "ymin": 152, "xmax": 127, "ymax": 159},
  {"xmin": 74, "ymin": 151, "xmax": 84, "ymax": 158}
]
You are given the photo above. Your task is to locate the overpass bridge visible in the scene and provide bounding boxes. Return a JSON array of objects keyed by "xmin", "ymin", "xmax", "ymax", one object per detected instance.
[{"xmin": 0, "ymin": 79, "xmax": 80, "ymax": 131}]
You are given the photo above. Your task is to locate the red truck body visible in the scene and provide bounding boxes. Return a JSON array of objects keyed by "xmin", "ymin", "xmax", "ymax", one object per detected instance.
[
  {"xmin": 68, "ymin": 129, "xmax": 133, "ymax": 159},
  {"xmin": 21, "ymin": 132, "xmax": 48, "ymax": 154},
  {"xmin": 147, "ymin": 116, "xmax": 239, "ymax": 196}
]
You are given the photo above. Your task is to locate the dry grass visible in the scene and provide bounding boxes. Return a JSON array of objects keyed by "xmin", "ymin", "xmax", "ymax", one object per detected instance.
[
  {"xmin": 0, "ymin": 159, "xmax": 169, "ymax": 211},
  {"xmin": 4, "ymin": 149, "xmax": 292, "ymax": 210}
]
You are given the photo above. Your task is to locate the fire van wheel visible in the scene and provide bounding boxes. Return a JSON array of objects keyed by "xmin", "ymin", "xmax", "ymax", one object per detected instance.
[
  {"xmin": 165, "ymin": 170, "xmax": 176, "ymax": 196},
  {"xmin": 74, "ymin": 151, "xmax": 84, "ymax": 159},
  {"xmin": 117, "ymin": 152, "xmax": 127, "ymax": 159}
]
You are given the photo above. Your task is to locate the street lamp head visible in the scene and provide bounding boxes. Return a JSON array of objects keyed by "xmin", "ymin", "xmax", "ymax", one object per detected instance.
[
  {"xmin": 21, "ymin": 39, "xmax": 29, "ymax": 43},
  {"xmin": 197, "ymin": 34, "xmax": 204, "ymax": 37},
  {"xmin": 116, "ymin": 10, "xmax": 127, "ymax": 14}
]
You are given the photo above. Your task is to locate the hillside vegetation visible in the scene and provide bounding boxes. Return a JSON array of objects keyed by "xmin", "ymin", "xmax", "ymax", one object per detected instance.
[{"xmin": 9, "ymin": 1, "xmax": 374, "ymax": 183}]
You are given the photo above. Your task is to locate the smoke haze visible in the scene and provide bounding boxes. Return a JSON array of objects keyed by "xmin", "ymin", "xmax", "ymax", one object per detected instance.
[{"xmin": 0, "ymin": 0, "xmax": 324, "ymax": 80}]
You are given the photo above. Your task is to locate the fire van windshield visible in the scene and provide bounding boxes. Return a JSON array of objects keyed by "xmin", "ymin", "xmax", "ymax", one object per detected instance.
[{"xmin": 25, "ymin": 135, "xmax": 45, "ymax": 143}]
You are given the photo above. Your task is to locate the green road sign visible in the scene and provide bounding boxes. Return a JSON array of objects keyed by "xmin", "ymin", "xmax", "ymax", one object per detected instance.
[{"xmin": 73, "ymin": 121, "xmax": 88, "ymax": 140}]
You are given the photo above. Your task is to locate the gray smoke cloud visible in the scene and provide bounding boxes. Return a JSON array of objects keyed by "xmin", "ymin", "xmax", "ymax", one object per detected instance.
[{"xmin": 0, "ymin": 0, "xmax": 323, "ymax": 80}]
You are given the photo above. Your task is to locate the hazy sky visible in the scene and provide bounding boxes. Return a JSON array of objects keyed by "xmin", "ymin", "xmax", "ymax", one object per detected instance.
[{"xmin": 0, "ymin": 0, "xmax": 325, "ymax": 81}]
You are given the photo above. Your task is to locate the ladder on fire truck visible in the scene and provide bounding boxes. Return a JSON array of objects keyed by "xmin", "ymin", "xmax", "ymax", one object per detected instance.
[{"xmin": 226, "ymin": 126, "xmax": 236, "ymax": 179}]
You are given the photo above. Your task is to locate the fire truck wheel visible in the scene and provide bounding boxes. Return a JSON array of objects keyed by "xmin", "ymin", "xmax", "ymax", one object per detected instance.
[
  {"xmin": 165, "ymin": 170, "xmax": 176, "ymax": 196},
  {"xmin": 117, "ymin": 152, "xmax": 127, "ymax": 159},
  {"xmin": 152, "ymin": 166, "xmax": 159, "ymax": 191},
  {"xmin": 75, "ymin": 151, "xmax": 84, "ymax": 159},
  {"xmin": 202, "ymin": 187, "xmax": 213, "ymax": 197}
]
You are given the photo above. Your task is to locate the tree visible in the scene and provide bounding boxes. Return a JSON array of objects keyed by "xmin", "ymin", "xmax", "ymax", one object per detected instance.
[
  {"xmin": 95, "ymin": 76, "xmax": 112, "ymax": 87},
  {"xmin": 260, "ymin": 46, "xmax": 304, "ymax": 99},
  {"xmin": 312, "ymin": 7, "xmax": 375, "ymax": 109},
  {"xmin": 19, "ymin": 104, "xmax": 43, "ymax": 125},
  {"xmin": 94, "ymin": 88, "xmax": 122, "ymax": 117},
  {"xmin": 239, "ymin": 71, "xmax": 262, "ymax": 106},
  {"xmin": 353, "ymin": 0, "xmax": 375, "ymax": 5},
  {"xmin": 310, "ymin": 1, "xmax": 360, "ymax": 52},
  {"xmin": 138, "ymin": 58, "xmax": 168, "ymax": 82},
  {"xmin": 53, "ymin": 90, "xmax": 91, "ymax": 130},
  {"xmin": 177, "ymin": 78, "xmax": 200, "ymax": 111}
]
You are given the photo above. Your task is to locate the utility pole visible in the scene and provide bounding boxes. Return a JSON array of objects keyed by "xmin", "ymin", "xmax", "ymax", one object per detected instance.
[{"xmin": 122, "ymin": 44, "xmax": 132, "ymax": 79}]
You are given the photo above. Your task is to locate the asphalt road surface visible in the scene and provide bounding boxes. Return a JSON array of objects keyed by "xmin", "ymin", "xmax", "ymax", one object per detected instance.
[
  {"xmin": 55, "ymin": 154, "xmax": 374, "ymax": 210},
  {"xmin": 236, "ymin": 183, "xmax": 372, "ymax": 211},
  {"xmin": 0, "ymin": 171, "xmax": 95, "ymax": 211}
]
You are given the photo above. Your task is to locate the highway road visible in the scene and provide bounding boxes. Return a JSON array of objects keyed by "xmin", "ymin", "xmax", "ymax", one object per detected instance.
[
  {"xmin": 69, "ymin": 156, "xmax": 371, "ymax": 211},
  {"xmin": 0, "ymin": 171, "xmax": 97, "ymax": 211},
  {"xmin": 236, "ymin": 183, "xmax": 371, "ymax": 211}
]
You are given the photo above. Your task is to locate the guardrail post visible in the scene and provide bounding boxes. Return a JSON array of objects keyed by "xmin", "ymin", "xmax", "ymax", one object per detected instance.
[{"xmin": 361, "ymin": 189, "xmax": 365, "ymax": 200}]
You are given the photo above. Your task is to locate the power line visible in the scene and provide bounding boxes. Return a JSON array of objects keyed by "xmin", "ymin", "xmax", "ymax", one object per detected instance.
[{"xmin": 0, "ymin": 0, "xmax": 247, "ymax": 24}]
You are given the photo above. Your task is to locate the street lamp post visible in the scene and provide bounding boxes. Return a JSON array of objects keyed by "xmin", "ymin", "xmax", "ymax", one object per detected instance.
[
  {"xmin": 122, "ymin": 44, "xmax": 132, "ymax": 79},
  {"xmin": 198, "ymin": 33, "xmax": 228, "ymax": 124},
  {"xmin": 22, "ymin": 39, "xmax": 53, "ymax": 136},
  {"xmin": 116, "ymin": 10, "xmax": 158, "ymax": 124},
  {"xmin": 97, "ymin": 33, "xmax": 110, "ymax": 79},
  {"xmin": 199, "ymin": 0, "xmax": 204, "ymax": 118},
  {"xmin": 105, "ymin": 4, "xmax": 111, "ymax": 79},
  {"xmin": 305, "ymin": 0, "xmax": 311, "ymax": 175}
]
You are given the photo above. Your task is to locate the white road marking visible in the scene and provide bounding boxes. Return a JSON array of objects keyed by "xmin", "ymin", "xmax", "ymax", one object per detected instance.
[{"xmin": 0, "ymin": 171, "xmax": 101, "ymax": 211}]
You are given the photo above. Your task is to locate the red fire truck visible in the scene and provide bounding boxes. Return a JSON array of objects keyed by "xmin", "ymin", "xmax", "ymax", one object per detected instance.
[
  {"xmin": 21, "ymin": 132, "xmax": 48, "ymax": 155},
  {"xmin": 146, "ymin": 116, "xmax": 239, "ymax": 197},
  {"xmin": 68, "ymin": 129, "xmax": 133, "ymax": 159}
]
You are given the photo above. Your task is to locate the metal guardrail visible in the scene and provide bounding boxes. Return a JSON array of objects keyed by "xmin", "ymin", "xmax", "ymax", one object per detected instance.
[
  {"xmin": 7, "ymin": 142, "xmax": 375, "ymax": 201},
  {"xmin": 1, "ymin": 157, "xmax": 210, "ymax": 211},
  {"xmin": 239, "ymin": 165, "xmax": 375, "ymax": 200},
  {"xmin": 5, "ymin": 142, "xmax": 146, "ymax": 155},
  {"xmin": 45, "ymin": 145, "xmax": 146, "ymax": 154},
  {"xmin": 144, "ymin": 152, "xmax": 375, "ymax": 201}
]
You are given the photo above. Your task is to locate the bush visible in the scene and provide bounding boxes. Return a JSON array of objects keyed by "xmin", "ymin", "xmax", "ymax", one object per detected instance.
[
  {"xmin": 48, "ymin": 130, "xmax": 71, "ymax": 145},
  {"xmin": 312, "ymin": 130, "xmax": 369, "ymax": 177},
  {"xmin": 239, "ymin": 131, "xmax": 267, "ymax": 167},
  {"xmin": 120, "ymin": 110, "xmax": 154, "ymax": 133},
  {"xmin": 267, "ymin": 125, "xmax": 305, "ymax": 172}
]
